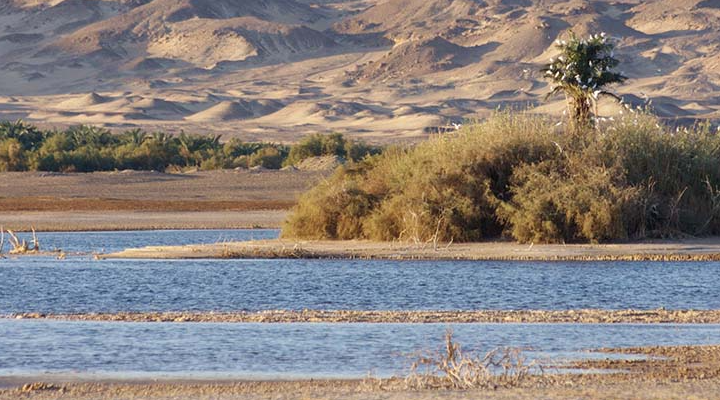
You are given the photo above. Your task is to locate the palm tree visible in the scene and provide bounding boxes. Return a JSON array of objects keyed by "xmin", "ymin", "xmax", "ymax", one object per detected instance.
[
  {"xmin": 541, "ymin": 32, "xmax": 626, "ymax": 131},
  {"xmin": 0, "ymin": 120, "xmax": 45, "ymax": 151},
  {"xmin": 124, "ymin": 129, "xmax": 148, "ymax": 146}
]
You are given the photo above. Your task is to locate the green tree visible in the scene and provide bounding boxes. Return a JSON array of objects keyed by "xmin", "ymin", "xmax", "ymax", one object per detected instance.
[
  {"xmin": 542, "ymin": 32, "xmax": 626, "ymax": 130},
  {"xmin": 0, "ymin": 120, "xmax": 45, "ymax": 151}
]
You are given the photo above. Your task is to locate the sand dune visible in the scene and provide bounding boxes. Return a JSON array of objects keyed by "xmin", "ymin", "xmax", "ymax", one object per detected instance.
[
  {"xmin": 0, "ymin": 0, "xmax": 718, "ymax": 141},
  {"xmin": 55, "ymin": 92, "xmax": 111, "ymax": 109},
  {"xmin": 187, "ymin": 100, "xmax": 283, "ymax": 121}
]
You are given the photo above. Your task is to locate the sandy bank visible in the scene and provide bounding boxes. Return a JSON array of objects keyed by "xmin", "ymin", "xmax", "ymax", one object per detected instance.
[
  {"xmin": 2, "ymin": 345, "xmax": 720, "ymax": 400},
  {"xmin": 0, "ymin": 170, "xmax": 320, "ymax": 231},
  {"xmin": 103, "ymin": 237, "xmax": 720, "ymax": 261},
  {"xmin": 8, "ymin": 309, "xmax": 720, "ymax": 324},
  {"xmin": 0, "ymin": 211, "xmax": 287, "ymax": 232}
]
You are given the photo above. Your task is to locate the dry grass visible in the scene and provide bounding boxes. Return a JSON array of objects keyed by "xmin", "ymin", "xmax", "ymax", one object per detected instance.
[{"xmin": 401, "ymin": 330, "xmax": 536, "ymax": 390}]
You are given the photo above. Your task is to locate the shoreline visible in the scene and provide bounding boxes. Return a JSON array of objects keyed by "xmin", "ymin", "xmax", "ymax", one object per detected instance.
[
  {"xmin": 2, "ymin": 345, "xmax": 720, "ymax": 399},
  {"xmin": 102, "ymin": 237, "xmax": 720, "ymax": 261},
  {"xmin": 1, "ymin": 211, "xmax": 287, "ymax": 232},
  {"xmin": 7, "ymin": 309, "xmax": 720, "ymax": 324}
]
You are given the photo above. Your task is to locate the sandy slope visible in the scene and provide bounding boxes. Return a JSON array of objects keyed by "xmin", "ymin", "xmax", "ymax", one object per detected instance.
[{"xmin": 0, "ymin": 0, "xmax": 717, "ymax": 142}]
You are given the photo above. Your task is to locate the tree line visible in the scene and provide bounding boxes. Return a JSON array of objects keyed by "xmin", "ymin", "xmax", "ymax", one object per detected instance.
[{"xmin": 0, "ymin": 121, "xmax": 381, "ymax": 172}]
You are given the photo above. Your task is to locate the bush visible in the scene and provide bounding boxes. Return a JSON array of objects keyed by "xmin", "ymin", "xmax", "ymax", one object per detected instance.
[
  {"xmin": 283, "ymin": 111, "xmax": 560, "ymax": 242},
  {"xmin": 0, "ymin": 138, "xmax": 26, "ymax": 171},
  {"xmin": 249, "ymin": 146, "xmax": 284, "ymax": 169},
  {"xmin": 499, "ymin": 159, "xmax": 637, "ymax": 243},
  {"xmin": 283, "ymin": 111, "xmax": 720, "ymax": 243},
  {"xmin": 284, "ymin": 132, "xmax": 381, "ymax": 166}
]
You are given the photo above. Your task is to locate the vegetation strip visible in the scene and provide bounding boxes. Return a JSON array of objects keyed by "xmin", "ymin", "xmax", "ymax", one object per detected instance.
[
  {"xmin": 8, "ymin": 309, "xmax": 720, "ymax": 324},
  {"xmin": 0, "ymin": 122, "xmax": 380, "ymax": 172},
  {"xmin": 0, "ymin": 197, "xmax": 295, "ymax": 212}
]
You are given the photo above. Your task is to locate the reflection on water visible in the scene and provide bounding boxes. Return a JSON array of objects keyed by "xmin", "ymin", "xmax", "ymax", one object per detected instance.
[{"xmin": 0, "ymin": 321, "xmax": 718, "ymax": 379}]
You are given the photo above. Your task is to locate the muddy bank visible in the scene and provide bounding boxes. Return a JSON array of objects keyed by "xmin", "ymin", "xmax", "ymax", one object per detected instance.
[
  {"xmin": 2, "ymin": 345, "xmax": 720, "ymax": 399},
  {"xmin": 103, "ymin": 238, "xmax": 720, "ymax": 261},
  {"xmin": 8, "ymin": 309, "xmax": 720, "ymax": 324}
]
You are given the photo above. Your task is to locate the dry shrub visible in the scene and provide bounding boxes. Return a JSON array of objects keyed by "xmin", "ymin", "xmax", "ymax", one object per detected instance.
[
  {"xmin": 499, "ymin": 158, "xmax": 639, "ymax": 244},
  {"xmin": 283, "ymin": 111, "xmax": 559, "ymax": 242},
  {"xmin": 283, "ymin": 110, "xmax": 720, "ymax": 243},
  {"xmin": 404, "ymin": 330, "xmax": 535, "ymax": 390},
  {"xmin": 281, "ymin": 169, "xmax": 375, "ymax": 240},
  {"xmin": 592, "ymin": 114, "xmax": 720, "ymax": 236}
]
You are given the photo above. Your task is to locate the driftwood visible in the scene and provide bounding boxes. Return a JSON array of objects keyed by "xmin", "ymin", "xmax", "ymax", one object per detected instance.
[{"xmin": 4, "ymin": 227, "xmax": 40, "ymax": 255}]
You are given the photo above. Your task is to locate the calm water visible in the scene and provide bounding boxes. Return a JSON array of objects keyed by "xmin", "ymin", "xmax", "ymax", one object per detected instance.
[
  {"xmin": 2, "ymin": 256, "xmax": 720, "ymax": 313},
  {"xmin": 8, "ymin": 229, "xmax": 279, "ymax": 254},
  {"xmin": 3, "ymin": 230, "xmax": 720, "ymax": 379},
  {"xmin": 1, "ymin": 321, "xmax": 719, "ymax": 379}
]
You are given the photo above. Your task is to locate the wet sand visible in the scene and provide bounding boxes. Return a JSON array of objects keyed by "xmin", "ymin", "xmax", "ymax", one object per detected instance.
[
  {"xmin": 104, "ymin": 237, "xmax": 720, "ymax": 261},
  {"xmin": 8, "ymin": 309, "xmax": 720, "ymax": 324},
  {"xmin": 2, "ymin": 345, "xmax": 720, "ymax": 400}
]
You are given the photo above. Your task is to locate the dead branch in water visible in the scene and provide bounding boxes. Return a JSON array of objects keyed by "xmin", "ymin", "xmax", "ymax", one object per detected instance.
[
  {"xmin": 0, "ymin": 227, "xmax": 5, "ymax": 257},
  {"xmin": 6, "ymin": 227, "xmax": 41, "ymax": 255},
  {"xmin": 31, "ymin": 227, "xmax": 40, "ymax": 252}
]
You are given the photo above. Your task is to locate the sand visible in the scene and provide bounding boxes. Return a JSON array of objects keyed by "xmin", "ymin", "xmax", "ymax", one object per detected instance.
[
  {"xmin": 0, "ymin": 0, "xmax": 717, "ymax": 142},
  {"xmin": 103, "ymin": 237, "xmax": 720, "ymax": 261}
]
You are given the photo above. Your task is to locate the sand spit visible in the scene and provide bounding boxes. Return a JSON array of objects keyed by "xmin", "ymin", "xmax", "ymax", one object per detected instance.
[
  {"xmin": 8, "ymin": 309, "xmax": 720, "ymax": 324},
  {"xmin": 103, "ymin": 238, "xmax": 720, "ymax": 261}
]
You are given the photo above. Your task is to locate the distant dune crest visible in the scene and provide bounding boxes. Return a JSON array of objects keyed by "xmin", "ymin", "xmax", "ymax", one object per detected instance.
[{"xmin": 0, "ymin": 0, "xmax": 718, "ymax": 141}]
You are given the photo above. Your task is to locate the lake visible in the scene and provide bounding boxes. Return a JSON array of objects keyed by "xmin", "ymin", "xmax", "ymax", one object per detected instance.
[
  {"xmin": 2, "ymin": 321, "xmax": 719, "ymax": 380},
  {"xmin": 2, "ymin": 229, "xmax": 720, "ymax": 380}
]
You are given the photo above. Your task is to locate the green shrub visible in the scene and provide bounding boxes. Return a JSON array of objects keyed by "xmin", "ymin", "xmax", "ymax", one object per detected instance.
[
  {"xmin": 0, "ymin": 121, "xmax": 330, "ymax": 173},
  {"xmin": 284, "ymin": 132, "xmax": 381, "ymax": 166},
  {"xmin": 249, "ymin": 146, "xmax": 284, "ymax": 169}
]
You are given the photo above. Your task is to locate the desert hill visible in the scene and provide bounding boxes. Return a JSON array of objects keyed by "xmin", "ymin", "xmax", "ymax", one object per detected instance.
[{"xmin": 0, "ymin": 0, "xmax": 718, "ymax": 142}]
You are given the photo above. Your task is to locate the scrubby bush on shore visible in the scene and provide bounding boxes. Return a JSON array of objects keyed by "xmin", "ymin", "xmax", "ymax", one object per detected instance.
[
  {"xmin": 284, "ymin": 132, "xmax": 382, "ymax": 166},
  {"xmin": 283, "ymin": 111, "xmax": 720, "ymax": 243},
  {"xmin": 0, "ymin": 121, "xmax": 372, "ymax": 172}
]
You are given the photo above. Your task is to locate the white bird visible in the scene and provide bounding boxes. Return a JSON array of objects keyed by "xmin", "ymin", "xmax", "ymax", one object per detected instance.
[{"xmin": 452, "ymin": 123, "xmax": 463, "ymax": 130}]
